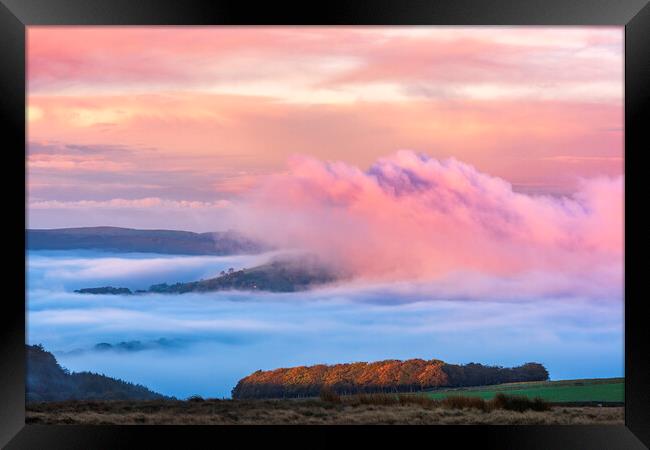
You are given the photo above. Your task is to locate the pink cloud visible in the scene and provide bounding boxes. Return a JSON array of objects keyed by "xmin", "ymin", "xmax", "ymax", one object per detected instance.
[
  {"xmin": 235, "ymin": 151, "xmax": 622, "ymax": 294},
  {"xmin": 320, "ymin": 30, "xmax": 621, "ymax": 89},
  {"xmin": 212, "ymin": 174, "xmax": 261, "ymax": 194},
  {"xmin": 27, "ymin": 27, "xmax": 621, "ymax": 104}
]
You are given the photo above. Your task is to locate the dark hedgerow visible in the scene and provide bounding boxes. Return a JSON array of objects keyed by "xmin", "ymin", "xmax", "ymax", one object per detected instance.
[{"xmin": 491, "ymin": 393, "xmax": 550, "ymax": 412}]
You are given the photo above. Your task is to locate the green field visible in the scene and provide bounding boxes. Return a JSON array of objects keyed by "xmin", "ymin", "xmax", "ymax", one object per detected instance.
[{"xmin": 421, "ymin": 378, "xmax": 623, "ymax": 403}]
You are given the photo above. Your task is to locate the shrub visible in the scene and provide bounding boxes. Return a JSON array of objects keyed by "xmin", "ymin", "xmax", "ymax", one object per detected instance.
[
  {"xmin": 348, "ymin": 393, "xmax": 399, "ymax": 406},
  {"xmin": 187, "ymin": 395, "xmax": 205, "ymax": 402},
  {"xmin": 441, "ymin": 395, "xmax": 488, "ymax": 411},
  {"xmin": 397, "ymin": 394, "xmax": 438, "ymax": 408},
  {"xmin": 319, "ymin": 388, "xmax": 341, "ymax": 403},
  {"xmin": 490, "ymin": 393, "xmax": 549, "ymax": 412},
  {"xmin": 530, "ymin": 397, "xmax": 550, "ymax": 411}
]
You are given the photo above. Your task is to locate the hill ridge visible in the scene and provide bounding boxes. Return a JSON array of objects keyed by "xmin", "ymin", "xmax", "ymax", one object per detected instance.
[{"xmin": 27, "ymin": 226, "xmax": 267, "ymax": 255}]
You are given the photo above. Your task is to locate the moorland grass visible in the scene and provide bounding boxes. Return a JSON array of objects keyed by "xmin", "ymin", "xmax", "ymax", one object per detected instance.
[{"xmin": 26, "ymin": 397, "xmax": 621, "ymax": 425}]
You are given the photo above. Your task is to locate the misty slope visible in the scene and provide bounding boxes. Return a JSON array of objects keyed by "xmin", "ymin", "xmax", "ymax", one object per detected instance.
[
  {"xmin": 148, "ymin": 254, "xmax": 339, "ymax": 293},
  {"xmin": 26, "ymin": 344, "xmax": 169, "ymax": 402},
  {"xmin": 27, "ymin": 226, "xmax": 267, "ymax": 255}
]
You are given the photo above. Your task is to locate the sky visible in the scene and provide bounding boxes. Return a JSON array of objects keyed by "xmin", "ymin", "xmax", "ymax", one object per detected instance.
[{"xmin": 27, "ymin": 26, "xmax": 623, "ymax": 232}]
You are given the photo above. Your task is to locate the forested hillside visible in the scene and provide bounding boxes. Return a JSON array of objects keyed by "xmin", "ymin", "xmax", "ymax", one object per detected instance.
[{"xmin": 26, "ymin": 344, "xmax": 169, "ymax": 402}]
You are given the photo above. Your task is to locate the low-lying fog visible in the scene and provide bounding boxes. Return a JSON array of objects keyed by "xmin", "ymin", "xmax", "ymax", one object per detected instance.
[{"xmin": 27, "ymin": 250, "xmax": 623, "ymax": 399}]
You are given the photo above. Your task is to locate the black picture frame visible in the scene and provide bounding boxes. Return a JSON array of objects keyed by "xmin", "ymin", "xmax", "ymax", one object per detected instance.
[{"xmin": 1, "ymin": 0, "xmax": 647, "ymax": 448}]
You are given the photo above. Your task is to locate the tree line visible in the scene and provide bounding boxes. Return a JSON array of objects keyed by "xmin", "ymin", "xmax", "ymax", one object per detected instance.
[{"xmin": 231, "ymin": 359, "xmax": 549, "ymax": 399}]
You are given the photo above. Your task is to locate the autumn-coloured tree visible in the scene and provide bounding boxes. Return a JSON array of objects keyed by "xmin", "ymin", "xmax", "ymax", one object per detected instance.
[{"xmin": 231, "ymin": 359, "xmax": 548, "ymax": 399}]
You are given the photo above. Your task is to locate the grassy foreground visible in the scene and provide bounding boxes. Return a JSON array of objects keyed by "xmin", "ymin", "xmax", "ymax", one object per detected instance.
[
  {"xmin": 25, "ymin": 378, "xmax": 625, "ymax": 425},
  {"xmin": 421, "ymin": 378, "xmax": 623, "ymax": 403},
  {"xmin": 26, "ymin": 390, "xmax": 624, "ymax": 425},
  {"xmin": 26, "ymin": 398, "xmax": 623, "ymax": 425}
]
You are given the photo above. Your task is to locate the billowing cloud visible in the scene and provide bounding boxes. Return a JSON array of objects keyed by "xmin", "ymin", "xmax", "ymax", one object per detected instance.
[{"xmin": 236, "ymin": 151, "xmax": 623, "ymax": 293}]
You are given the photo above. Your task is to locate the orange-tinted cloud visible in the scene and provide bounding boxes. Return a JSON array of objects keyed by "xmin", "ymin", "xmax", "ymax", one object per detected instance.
[{"xmin": 28, "ymin": 92, "xmax": 623, "ymax": 193}]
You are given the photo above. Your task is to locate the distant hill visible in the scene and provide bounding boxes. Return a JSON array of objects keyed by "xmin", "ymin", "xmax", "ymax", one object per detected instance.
[
  {"xmin": 148, "ymin": 254, "xmax": 339, "ymax": 293},
  {"xmin": 27, "ymin": 226, "xmax": 267, "ymax": 255},
  {"xmin": 74, "ymin": 286, "xmax": 133, "ymax": 295},
  {"xmin": 232, "ymin": 359, "xmax": 549, "ymax": 399},
  {"xmin": 26, "ymin": 344, "xmax": 169, "ymax": 402}
]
